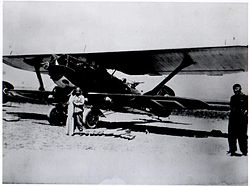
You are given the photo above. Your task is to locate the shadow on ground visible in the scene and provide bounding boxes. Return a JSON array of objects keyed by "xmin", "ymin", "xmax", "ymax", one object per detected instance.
[
  {"xmin": 4, "ymin": 111, "xmax": 227, "ymax": 138},
  {"xmin": 98, "ymin": 120, "xmax": 227, "ymax": 138},
  {"xmin": 5, "ymin": 112, "xmax": 48, "ymax": 120}
]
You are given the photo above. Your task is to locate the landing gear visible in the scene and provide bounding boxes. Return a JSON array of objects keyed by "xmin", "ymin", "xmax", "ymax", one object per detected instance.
[
  {"xmin": 157, "ymin": 85, "xmax": 175, "ymax": 96},
  {"xmin": 147, "ymin": 100, "xmax": 172, "ymax": 117},
  {"xmin": 3, "ymin": 81, "xmax": 14, "ymax": 103},
  {"xmin": 154, "ymin": 86, "xmax": 175, "ymax": 117},
  {"xmin": 83, "ymin": 108, "xmax": 100, "ymax": 129},
  {"xmin": 48, "ymin": 104, "xmax": 67, "ymax": 126},
  {"xmin": 47, "ymin": 104, "xmax": 101, "ymax": 129}
]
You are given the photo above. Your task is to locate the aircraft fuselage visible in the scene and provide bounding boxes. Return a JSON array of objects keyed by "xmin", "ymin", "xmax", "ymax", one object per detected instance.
[{"xmin": 46, "ymin": 55, "xmax": 139, "ymax": 96}]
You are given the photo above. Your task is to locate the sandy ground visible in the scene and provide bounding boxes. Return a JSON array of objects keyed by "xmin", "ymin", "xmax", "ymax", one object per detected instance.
[{"xmin": 2, "ymin": 102, "xmax": 248, "ymax": 184}]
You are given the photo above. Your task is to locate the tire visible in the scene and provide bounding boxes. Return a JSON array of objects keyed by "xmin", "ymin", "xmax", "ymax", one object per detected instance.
[
  {"xmin": 83, "ymin": 108, "xmax": 99, "ymax": 129},
  {"xmin": 149, "ymin": 100, "xmax": 172, "ymax": 117},
  {"xmin": 3, "ymin": 81, "xmax": 14, "ymax": 103},
  {"xmin": 156, "ymin": 86, "xmax": 175, "ymax": 117},
  {"xmin": 48, "ymin": 106, "xmax": 66, "ymax": 126},
  {"xmin": 158, "ymin": 85, "xmax": 175, "ymax": 96}
]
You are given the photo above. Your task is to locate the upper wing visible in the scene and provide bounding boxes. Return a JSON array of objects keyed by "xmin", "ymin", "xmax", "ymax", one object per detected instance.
[
  {"xmin": 3, "ymin": 45, "xmax": 247, "ymax": 75},
  {"xmin": 3, "ymin": 55, "xmax": 52, "ymax": 73}
]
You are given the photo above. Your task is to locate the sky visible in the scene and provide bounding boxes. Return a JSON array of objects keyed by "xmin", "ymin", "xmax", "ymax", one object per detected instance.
[
  {"xmin": 2, "ymin": 1, "xmax": 248, "ymax": 101},
  {"xmin": 3, "ymin": 2, "xmax": 248, "ymax": 54}
]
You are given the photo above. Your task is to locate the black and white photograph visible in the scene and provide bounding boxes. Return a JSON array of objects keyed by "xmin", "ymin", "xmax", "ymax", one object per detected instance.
[{"xmin": 2, "ymin": 1, "xmax": 248, "ymax": 184}]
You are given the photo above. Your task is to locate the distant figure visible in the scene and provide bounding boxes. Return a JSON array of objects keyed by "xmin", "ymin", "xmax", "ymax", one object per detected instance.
[
  {"xmin": 66, "ymin": 87, "xmax": 85, "ymax": 136},
  {"xmin": 228, "ymin": 84, "xmax": 248, "ymax": 156}
]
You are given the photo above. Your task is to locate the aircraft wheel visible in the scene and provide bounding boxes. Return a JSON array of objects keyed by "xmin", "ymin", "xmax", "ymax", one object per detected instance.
[
  {"xmin": 3, "ymin": 81, "xmax": 14, "ymax": 103},
  {"xmin": 156, "ymin": 86, "xmax": 174, "ymax": 117},
  {"xmin": 149, "ymin": 104, "xmax": 172, "ymax": 118},
  {"xmin": 83, "ymin": 108, "xmax": 99, "ymax": 129},
  {"xmin": 48, "ymin": 106, "xmax": 66, "ymax": 126},
  {"xmin": 158, "ymin": 85, "xmax": 175, "ymax": 96}
]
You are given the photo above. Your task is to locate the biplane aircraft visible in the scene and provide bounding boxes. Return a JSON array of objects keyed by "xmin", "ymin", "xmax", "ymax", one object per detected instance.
[{"xmin": 3, "ymin": 45, "xmax": 248, "ymax": 128}]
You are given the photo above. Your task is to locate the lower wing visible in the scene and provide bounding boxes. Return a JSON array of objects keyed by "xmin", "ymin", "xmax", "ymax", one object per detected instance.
[
  {"xmin": 3, "ymin": 89, "xmax": 52, "ymax": 104},
  {"xmin": 87, "ymin": 92, "xmax": 209, "ymax": 117}
]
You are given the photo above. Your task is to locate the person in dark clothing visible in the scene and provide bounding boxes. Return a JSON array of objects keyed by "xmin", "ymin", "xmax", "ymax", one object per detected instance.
[{"xmin": 228, "ymin": 84, "xmax": 248, "ymax": 156}]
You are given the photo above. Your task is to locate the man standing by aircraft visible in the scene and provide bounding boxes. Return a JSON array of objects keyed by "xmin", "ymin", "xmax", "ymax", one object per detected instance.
[
  {"xmin": 66, "ymin": 87, "xmax": 85, "ymax": 136},
  {"xmin": 228, "ymin": 84, "xmax": 248, "ymax": 156}
]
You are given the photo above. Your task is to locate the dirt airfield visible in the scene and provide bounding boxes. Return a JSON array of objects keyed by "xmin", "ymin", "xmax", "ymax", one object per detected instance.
[{"xmin": 3, "ymin": 102, "xmax": 248, "ymax": 184}]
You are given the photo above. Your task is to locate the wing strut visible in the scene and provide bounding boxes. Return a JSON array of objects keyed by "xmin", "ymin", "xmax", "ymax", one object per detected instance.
[
  {"xmin": 34, "ymin": 64, "xmax": 45, "ymax": 91},
  {"xmin": 23, "ymin": 57, "xmax": 45, "ymax": 91},
  {"xmin": 145, "ymin": 53, "xmax": 195, "ymax": 95}
]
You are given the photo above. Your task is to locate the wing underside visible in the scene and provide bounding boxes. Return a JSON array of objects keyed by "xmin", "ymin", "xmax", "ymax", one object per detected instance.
[{"xmin": 3, "ymin": 45, "xmax": 247, "ymax": 75}]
